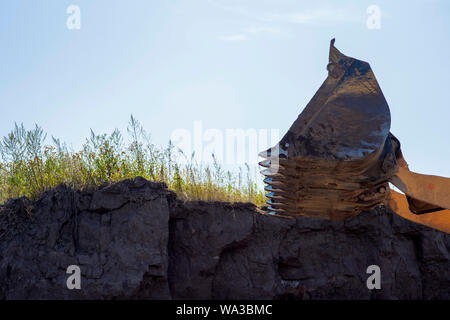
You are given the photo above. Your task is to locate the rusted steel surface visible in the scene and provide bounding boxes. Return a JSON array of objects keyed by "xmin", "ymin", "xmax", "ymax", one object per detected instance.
[
  {"xmin": 388, "ymin": 190, "xmax": 450, "ymax": 234},
  {"xmin": 260, "ymin": 39, "xmax": 450, "ymax": 233},
  {"xmin": 263, "ymin": 38, "xmax": 391, "ymax": 161},
  {"xmin": 392, "ymin": 167, "xmax": 450, "ymax": 210},
  {"xmin": 260, "ymin": 39, "xmax": 397, "ymax": 219}
]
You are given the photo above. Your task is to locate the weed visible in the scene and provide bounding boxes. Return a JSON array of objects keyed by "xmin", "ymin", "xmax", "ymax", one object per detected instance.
[{"xmin": 0, "ymin": 116, "xmax": 266, "ymax": 206}]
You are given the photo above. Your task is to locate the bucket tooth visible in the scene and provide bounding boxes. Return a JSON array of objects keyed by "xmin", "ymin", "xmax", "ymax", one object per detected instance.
[
  {"xmin": 266, "ymin": 192, "xmax": 275, "ymax": 198},
  {"xmin": 261, "ymin": 168, "xmax": 280, "ymax": 176},
  {"xmin": 263, "ymin": 177, "xmax": 273, "ymax": 184},
  {"xmin": 268, "ymin": 178, "xmax": 296, "ymax": 189},
  {"xmin": 258, "ymin": 144, "xmax": 289, "ymax": 160},
  {"xmin": 266, "ymin": 207, "xmax": 297, "ymax": 217},
  {"xmin": 264, "ymin": 180, "xmax": 290, "ymax": 190},
  {"xmin": 264, "ymin": 185, "xmax": 289, "ymax": 194},
  {"xmin": 269, "ymin": 192, "xmax": 296, "ymax": 201},
  {"xmin": 258, "ymin": 160, "xmax": 271, "ymax": 168},
  {"xmin": 260, "ymin": 166, "xmax": 296, "ymax": 177},
  {"xmin": 271, "ymin": 208, "xmax": 298, "ymax": 217},
  {"xmin": 269, "ymin": 201, "xmax": 297, "ymax": 211},
  {"xmin": 258, "ymin": 149, "xmax": 269, "ymax": 159}
]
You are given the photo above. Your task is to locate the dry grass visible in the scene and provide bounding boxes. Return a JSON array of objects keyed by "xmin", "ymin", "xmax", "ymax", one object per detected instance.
[{"xmin": 0, "ymin": 116, "xmax": 265, "ymax": 206}]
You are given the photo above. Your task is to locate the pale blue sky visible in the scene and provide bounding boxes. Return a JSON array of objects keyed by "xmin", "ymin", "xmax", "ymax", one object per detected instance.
[{"xmin": 0, "ymin": 0, "xmax": 449, "ymax": 177}]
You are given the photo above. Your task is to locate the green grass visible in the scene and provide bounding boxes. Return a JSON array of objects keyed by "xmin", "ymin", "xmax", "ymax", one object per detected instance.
[{"xmin": 0, "ymin": 116, "xmax": 266, "ymax": 206}]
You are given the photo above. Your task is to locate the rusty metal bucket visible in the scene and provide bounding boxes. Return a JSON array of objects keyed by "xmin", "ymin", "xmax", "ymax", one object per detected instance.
[{"xmin": 259, "ymin": 39, "xmax": 450, "ymax": 233}]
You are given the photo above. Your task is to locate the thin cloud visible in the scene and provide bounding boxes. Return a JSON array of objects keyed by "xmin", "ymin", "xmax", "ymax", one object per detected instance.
[
  {"xmin": 210, "ymin": 1, "xmax": 363, "ymax": 25},
  {"xmin": 243, "ymin": 26, "xmax": 283, "ymax": 35},
  {"xmin": 259, "ymin": 10, "xmax": 362, "ymax": 24},
  {"xmin": 218, "ymin": 34, "xmax": 248, "ymax": 41},
  {"xmin": 218, "ymin": 25, "xmax": 293, "ymax": 41},
  {"xmin": 212, "ymin": 1, "xmax": 362, "ymax": 41}
]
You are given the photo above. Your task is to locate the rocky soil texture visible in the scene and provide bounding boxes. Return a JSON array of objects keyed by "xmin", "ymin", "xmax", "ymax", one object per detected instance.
[{"xmin": 1, "ymin": 177, "xmax": 449, "ymax": 299}]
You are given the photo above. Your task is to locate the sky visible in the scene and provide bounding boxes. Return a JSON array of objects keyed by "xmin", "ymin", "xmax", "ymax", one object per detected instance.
[{"xmin": 0, "ymin": 0, "xmax": 449, "ymax": 178}]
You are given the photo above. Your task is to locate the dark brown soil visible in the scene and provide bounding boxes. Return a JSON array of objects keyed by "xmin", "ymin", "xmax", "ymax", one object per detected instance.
[{"xmin": 1, "ymin": 177, "xmax": 449, "ymax": 299}]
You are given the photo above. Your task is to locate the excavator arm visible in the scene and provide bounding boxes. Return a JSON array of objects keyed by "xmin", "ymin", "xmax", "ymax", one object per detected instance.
[
  {"xmin": 387, "ymin": 189, "xmax": 450, "ymax": 234},
  {"xmin": 391, "ymin": 167, "xmax": 450, "ymax": 211},
  {"xmin": 387, "ymin": 149, "xmax": 450, "ymax": 233}
]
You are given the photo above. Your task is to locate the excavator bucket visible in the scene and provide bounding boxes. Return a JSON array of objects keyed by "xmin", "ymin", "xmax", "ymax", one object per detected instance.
[{"xmin": 259, "ymin": 39, "xmax": 450, "ymax": 233}]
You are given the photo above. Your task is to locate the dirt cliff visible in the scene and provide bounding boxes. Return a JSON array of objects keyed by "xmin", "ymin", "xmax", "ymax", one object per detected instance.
[{"xmin": 1, "ymin": 177, "xmax": 449, "ymax": 299}]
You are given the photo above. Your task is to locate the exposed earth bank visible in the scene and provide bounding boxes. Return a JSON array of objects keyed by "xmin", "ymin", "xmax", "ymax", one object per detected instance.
[{"xmin": 1, "ymin": 177, "xmax": 449, "ymax": 299}]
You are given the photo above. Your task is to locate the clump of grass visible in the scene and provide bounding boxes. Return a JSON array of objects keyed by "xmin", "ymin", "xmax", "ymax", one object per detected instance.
[{"xmin": 0, "ymin": 116, "xmax": 266, "ymax": 206}]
